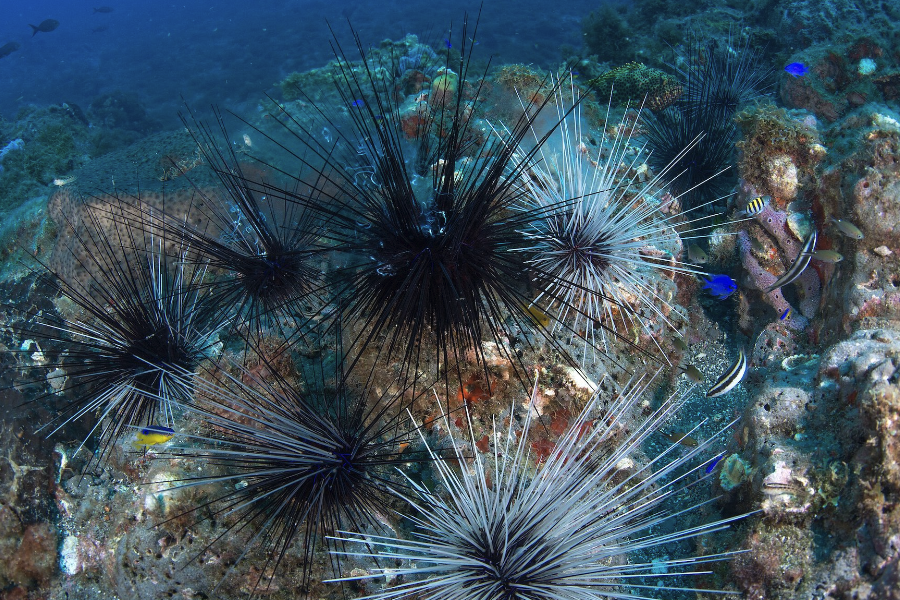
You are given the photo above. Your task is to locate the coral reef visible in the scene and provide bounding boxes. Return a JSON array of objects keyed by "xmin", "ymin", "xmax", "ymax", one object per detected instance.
[
  {"xmin": 588, "ymin": 62, "xmax": 682, "ymax": 111},
  {"xmin": 780, "ymin": 37, "xmax": 900, "ymax": 123},
  {"xmin": 0, "ymin": 105, "xmax": 92, "ymax": 212},
  {"xmin": 87, "ymin": 91, "xmax": 160, "ymax": 156},
  {"xmin": 735, "ymin": 104, "xmax": 826, "ymax": 207},
  {"xmin": 1, "ymin": 0, "xmax": 900, "ymax": 594},
  {"xmin": 720, "ymin": 328, "xmax": 900, "ymax": 599},
  {"xmin": 813, "ymin": 105, "xmax": 900, "ymax": 337},
  {"xmin": 737, "ymin": 203, "xmax": 822, "ymax": 327}
]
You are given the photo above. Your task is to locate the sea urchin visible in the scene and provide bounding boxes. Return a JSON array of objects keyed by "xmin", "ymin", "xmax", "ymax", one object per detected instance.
[
  {"xmin": 11, "ymin": 193, "xmax": 220, "ymax": 469},
  {"xmin": 331, "ymin": 372, "xmax": 744, "ymax": 599}
]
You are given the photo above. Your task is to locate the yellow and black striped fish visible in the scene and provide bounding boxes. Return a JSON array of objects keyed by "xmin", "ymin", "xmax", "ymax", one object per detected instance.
[
  {"xmin": 706, "ymin": 350, "xmax": 747, "ymax": 398},
  {"xmin": 739, "ymin": 195, "xmax": 770, "ymax": 217},
  {"xmin": 764, "ymin": 230, "xmax": 817, "ymax": 293}
]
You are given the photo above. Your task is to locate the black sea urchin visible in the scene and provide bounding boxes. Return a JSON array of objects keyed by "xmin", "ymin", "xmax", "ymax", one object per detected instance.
[
  {"xmin": 156, "ymin": 342, "xmax": 426, "ymax": 596},
  {"xmin": 239, "ymin": 16, "xmax": 646, "ymax": 393},
  {"xmin": 331, "ymin": 373, "xmax": 745, "ymax": 600},
  {"xmin": 679, "ymin": 34, "xmax": 772, "ymax": 121},
  {"xmin": 644, "ymin": 34, "xmax": 771, "ymax": 211},
  {"xmin": 643, "ymin": 103, "xmax": 736, "ymax": 210},
  {"xmin": 154, "ymin": 108, "xmax": 327, "ymax": 343},
  {"xmin": 10, "ymin": 193, "xmax": 220, "ymax": 469}
]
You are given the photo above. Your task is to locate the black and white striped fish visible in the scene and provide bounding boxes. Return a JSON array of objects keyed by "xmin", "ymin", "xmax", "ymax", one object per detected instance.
[
  {"xmin": 706, "ymin": 350, "xmax": 747, "ymax": 398},
  {"xmin": 739, "ymin": 195, "xmax": 770, "ymax": 217},
  {"xmin": 764, "ymin": 230, "xmax": 817, "ymax": 293}
]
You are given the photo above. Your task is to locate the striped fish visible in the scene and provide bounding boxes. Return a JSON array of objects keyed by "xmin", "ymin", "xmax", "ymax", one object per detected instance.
[
  {"xmin": 740, "ymin": 195, "xmax": 770, "ymax": 217},
  {"xmin": 706, "ymin": 350, "xmax": 747, "ymax": 398},
  {"xmin": 764, "ymin": 230, "xmax": 817, "ymax": 293}
]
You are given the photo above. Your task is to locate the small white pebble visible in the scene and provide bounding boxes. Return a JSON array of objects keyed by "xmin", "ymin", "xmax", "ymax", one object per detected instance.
[
  {"xmin": 60, "ymin": 535, "xmax": 80, "ymax": 575},
  {"xmin": 615, "ymin": 457, "xmax": 635, "ymax": 472}
]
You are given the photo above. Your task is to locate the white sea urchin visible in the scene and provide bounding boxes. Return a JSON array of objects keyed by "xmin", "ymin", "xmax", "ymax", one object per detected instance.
[
  {"xmin": 510, "ymin": 80, "xmax": 716, "ymax": 365},
  {"xmin": 330, "ymin": 372, "xmax": 744, "ymax": 599}
]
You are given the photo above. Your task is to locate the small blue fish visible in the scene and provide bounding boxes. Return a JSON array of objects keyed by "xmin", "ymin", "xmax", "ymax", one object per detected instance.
[
  {"xmin": 701, "ymin": 274, "xmax": 738, "ymax": 300},
  {"xmin": 351, "ymin": 99, "xmax": 365, "ymax": 108},
  {"xmin": 780, "ymin": 307, "xmax": 792, "ymax": 321},
  {"xmin": 444, "ymin": 39, "xmax": 452, "ymax": 49},
  {"xmin": 705, "ymin": 453, "xmax": 726, "ymax": 474},
  {"xmin": 785, "ymin": 62, "xmax": 809, "ymax": 77}
]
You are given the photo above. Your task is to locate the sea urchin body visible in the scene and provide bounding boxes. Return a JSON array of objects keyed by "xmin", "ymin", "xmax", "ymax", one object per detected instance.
[
  {"xmin": 12, "ymin": 193, "xmax": 220, "ymax": 468},
  {"xmin": 331, "ymin": 372, "xmax": 744, "ymax": 599},
  {"xmin": 512, "ymin": 83, "xmax": 705, "ymax": 364}
]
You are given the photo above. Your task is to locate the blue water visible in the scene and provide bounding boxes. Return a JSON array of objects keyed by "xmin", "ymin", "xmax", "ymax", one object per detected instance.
[{"xmin": 0, "ymin": 0, "xmax": 598, "ymax": 128}]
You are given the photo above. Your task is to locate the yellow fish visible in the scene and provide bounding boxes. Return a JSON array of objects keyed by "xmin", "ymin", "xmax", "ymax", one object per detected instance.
[
  {"xmin": 522, "ymin": 303, "xmax": 551, "ymax": 328},
  {"xmin": 663, "ymin": 431, "xmax": 699, "ymax": 447},
  {"xmin": 133, "ymin": 425, "xmax": 175, "ymax": 449}
]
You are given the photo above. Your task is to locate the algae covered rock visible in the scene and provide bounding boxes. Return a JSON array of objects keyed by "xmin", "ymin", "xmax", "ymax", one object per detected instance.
[{"xmin": 588, "ymin": 62, "xmax": 682, "ymax": 111}]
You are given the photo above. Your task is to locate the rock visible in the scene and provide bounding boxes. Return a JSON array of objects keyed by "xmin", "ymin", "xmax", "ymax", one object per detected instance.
[{"xmin": 765, "ymin": 154, "xmax": 800, "ymax": 201}]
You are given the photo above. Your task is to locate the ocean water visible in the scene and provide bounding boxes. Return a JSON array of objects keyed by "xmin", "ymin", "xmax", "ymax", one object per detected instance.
[
  {"xmin": 1, "ymin": 1, "xmax": 899, "ymax": 599},
  {"xmin": 0, "ymin": 0, "xmax": 596, "ymax": 127}
]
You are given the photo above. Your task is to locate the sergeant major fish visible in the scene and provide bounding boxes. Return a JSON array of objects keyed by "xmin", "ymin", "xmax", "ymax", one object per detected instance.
[{"xmin": 738, "ymin": 195, "xmax": 770, "ymax": 217}]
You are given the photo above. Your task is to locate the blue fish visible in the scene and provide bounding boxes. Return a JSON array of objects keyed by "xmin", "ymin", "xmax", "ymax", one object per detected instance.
[
  {"xmin": 780, "ymin": 307, "xmax": 792, "ymax": 321},
  {"xmin": 444, "ymin": 39, "xmax": 452, "ymax": 49},
  {"xmin": 785, "ymin": 62, "xmax": 808, "ymax": 77},
  {"xmin": 351, "ymin": 99, "xmax": 365, "ymax": 108},
  {"xmin": 705, "ymin": 453, "xmax": 726, "ymax": 474},
  {"xmin": 701, "ymin": 274, "xmax": 738, "ymax": 300}
]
